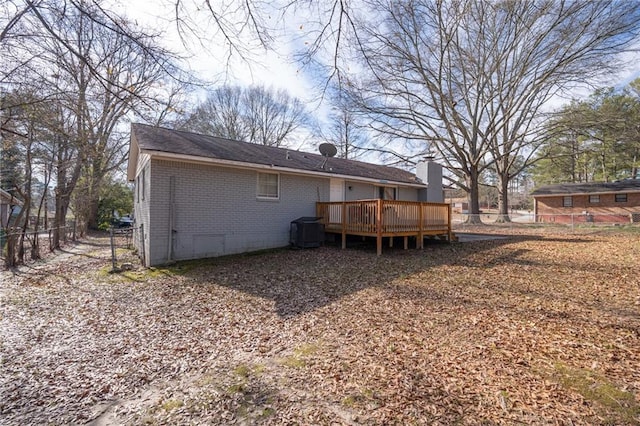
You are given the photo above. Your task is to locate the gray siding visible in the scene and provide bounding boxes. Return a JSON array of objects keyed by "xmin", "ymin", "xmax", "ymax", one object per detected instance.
[
  {"xmin": 398, "ymin": 187, "xmax": 419, "ymax": 201},
  {"xmin": 345, "ymin": 180, "xmax": 419, "ymax": 201},
  {"xmin": 147, "ymin": 159, "xmax": 330, "ymax": 265},
  {"xmin": 345, "ymin": 181, "xmax": 375, "ymax": 200}
]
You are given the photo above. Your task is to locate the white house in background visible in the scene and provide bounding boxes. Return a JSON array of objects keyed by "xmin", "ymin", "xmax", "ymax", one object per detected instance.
[{"xmin": 127, "ymin": 123, "xmax": 444, "ymax": 266}]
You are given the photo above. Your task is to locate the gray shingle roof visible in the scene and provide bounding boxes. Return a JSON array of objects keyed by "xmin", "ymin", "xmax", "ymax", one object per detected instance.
[
  {"xmin": 531, "ymin": 180, "xmax": 640, "ymax": 196},
  {"xmin": 131, "ymin": 123, "xmax": 423, "ymax": 185}
]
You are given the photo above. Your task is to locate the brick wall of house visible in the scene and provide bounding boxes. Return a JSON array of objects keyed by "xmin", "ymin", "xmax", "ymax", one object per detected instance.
[
  {"xmin": 145, "ymin": 159, "xmax": 331, "ymax": 265},
  {"xmin": 535, "ymin": 192, "xmax": 640, "ymax": 223},
  {"xmin": 133, "ymin": 160, "xmax": 151, "ymax": 265}
]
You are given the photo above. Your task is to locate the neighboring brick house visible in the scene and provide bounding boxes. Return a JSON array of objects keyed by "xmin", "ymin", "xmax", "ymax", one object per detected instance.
[
  {"xmin": 127, "ymin": 124, "xmax": 443, "ymax": 266},
  {"xmin": 530, "ymin": 180, "xmax": 640, "ymax": 224}
]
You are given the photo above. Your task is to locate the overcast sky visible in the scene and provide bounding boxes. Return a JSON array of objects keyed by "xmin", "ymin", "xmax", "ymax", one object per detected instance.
[
  {"xmin": 118, "ymin": 1, "xmax": 321, "ymax": 102},
  {"xmin": 115, "ymin": 0, "xmax": 640, "ymax": 162},
  {"xmin": 121, "ymin": 1, "xmax": 640, "ymax": 99}
]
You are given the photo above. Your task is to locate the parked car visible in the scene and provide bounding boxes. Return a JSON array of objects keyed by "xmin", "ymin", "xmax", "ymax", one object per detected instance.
[{"xmin": 113, "ymin": 215, "xmax": 133, "ymax": 228}]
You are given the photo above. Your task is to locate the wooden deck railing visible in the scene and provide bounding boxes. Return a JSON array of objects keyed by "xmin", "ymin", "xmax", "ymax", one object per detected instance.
[{"xmin": 316, "ymin": 199, "xmax": 452, "ymax": 255}]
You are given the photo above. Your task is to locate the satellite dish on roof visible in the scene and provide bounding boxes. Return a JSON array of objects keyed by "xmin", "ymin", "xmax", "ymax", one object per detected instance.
[{"xmin": 319, "ymin": 143, "xmax": 337, "ymax": 157}]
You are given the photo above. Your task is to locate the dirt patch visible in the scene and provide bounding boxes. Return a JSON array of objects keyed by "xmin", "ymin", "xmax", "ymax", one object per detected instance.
[{"xmin": 1, "ymin": 229, "xmax": 639, "ymax": 424}]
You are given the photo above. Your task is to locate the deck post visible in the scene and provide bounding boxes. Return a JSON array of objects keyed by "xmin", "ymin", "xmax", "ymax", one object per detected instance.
[
  {"xmin": 418, "ymin": 203, "xmax": 424, "ymax": 249},
  {"xmin": 404, "ymin": 236, "xmax": 408, "ymax": 250},
  {"xmin": 376, "ymin": 199, "xmax": 383, "ymax": 256},
  {"xmin": 341, "ymin": 202, "xmax": 347, "ymax": 250},
  {"xmin": 447, "ymin": 203, "xmax": 452, "ymax": 242}
]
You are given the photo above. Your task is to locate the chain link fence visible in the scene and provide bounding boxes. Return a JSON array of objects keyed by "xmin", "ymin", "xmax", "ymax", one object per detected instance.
[
  {"xmin": 1, "ymin": 222, "xmax": 78, "ymax": 266},
  {"xmin": 454, "ymin": 211, "xmax": 640, "ymax": 231}
]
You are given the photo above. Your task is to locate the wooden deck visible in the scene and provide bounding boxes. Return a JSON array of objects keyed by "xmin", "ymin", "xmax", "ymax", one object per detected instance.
[{"xmin": 316, "ymin": 199, "xmax": 452, "ymax": 255}]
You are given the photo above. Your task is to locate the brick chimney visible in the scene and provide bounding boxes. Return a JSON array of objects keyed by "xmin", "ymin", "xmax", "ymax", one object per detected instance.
[{"xmin": 416, "ymin": 159, "xmax": 444, "ymax": 203}]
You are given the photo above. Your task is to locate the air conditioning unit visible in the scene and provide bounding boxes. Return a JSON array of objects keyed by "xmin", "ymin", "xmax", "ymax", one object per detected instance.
[{"xmin": 290, "ymin": 217, "xmax": 324, "ymax": 248}]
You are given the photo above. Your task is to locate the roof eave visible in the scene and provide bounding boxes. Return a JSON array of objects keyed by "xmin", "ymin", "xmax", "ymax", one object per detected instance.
[
  {"xmin": 126, "ymin": 132, "xmax": 139, "ymax": 182},
  {"xmin": 532, "ymin": 189, "xmax": 640, "ymax": 197},
  {"xmin": 143, "ymin": 150, "xmax": 427, "ymax": 188}
]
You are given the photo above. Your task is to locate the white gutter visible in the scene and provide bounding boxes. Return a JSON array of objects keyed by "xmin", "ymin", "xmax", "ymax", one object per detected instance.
[{"xmin": 143, "ymin": 149, "xmax": 428, "ymax": 189}]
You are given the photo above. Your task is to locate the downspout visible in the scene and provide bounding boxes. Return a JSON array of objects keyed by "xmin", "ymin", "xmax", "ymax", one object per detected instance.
[{"xmin": 167, "ymin": 176, "xmax": 175, "ymax": 262}]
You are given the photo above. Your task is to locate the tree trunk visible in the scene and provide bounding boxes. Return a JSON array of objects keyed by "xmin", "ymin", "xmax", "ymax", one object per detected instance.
[
  {"xmin": 466, "ymin": 166, "xmax": 483, "ymax": 224},
  {"xmin": 87, "ymin": 165, "xmax": 104, "ymax": 230},
  {"xmin": 53, "ymin": 190, "xmax": 71, "ymax": 249},
  {"xmin": 495, "ymin": 174, "xmax": 511, "ymax": 223},
  {"xmin": 17, "ymin": 202, "xmax": 30, "ymax": 264}
]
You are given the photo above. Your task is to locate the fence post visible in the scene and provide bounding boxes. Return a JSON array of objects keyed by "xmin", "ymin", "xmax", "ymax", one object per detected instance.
[
  {"xmin": 110, "ymin": 227, "xmax": 117, "ymax": 272},
  {"xmin": 139, "ymin": 224, "xmax": 145, "ymax": 266},
  {"xmin": 571, "ymin": 214, "xmax": 574, "ymax": 232},
  {"xmin": 418, "ymin": 203, "xmax": 424, "ymax": 249},
  {"xmin": 341, "ymin": 202, "xmax": 346, "ymax": 250},
  {"xmin": 376, "ymin": 199, "xmax": 383, "ymax": 256}
]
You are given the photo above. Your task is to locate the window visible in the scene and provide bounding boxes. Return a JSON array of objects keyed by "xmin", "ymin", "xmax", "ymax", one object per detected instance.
[
  {"xmin": 589, "ymin": 194, "xmax": 600, "ymax": 203},
  {"xmin": 615, "ymin": 193, "xmax": 628, "ymax": 203},
  {"xmin": 562, "ymin": 196, "xmax": 573, "ymax": 207},
  {"xmin": 257, "ymin": 172, "xmax": 279, "ymax": 199}
]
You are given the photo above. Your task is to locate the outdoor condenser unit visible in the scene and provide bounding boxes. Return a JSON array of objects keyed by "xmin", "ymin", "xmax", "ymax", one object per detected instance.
[{"xmin": 290, "ymin": 216, "xmax": 324, "ymax": 248}]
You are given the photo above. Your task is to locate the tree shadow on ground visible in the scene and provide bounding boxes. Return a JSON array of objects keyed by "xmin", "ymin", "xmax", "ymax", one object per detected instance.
[{"xmin": 177, "ymin": 233, "xmax": 604, "ymax": 319}]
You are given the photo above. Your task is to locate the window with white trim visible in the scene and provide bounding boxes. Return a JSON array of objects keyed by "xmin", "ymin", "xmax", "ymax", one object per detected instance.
[
  {"xmin": 589, "ymin": 194, "xmax": 600, "ymax": 203},
  {"xmin": 562, "ymin": 196, "xmax": 573, "ymax": 207},
  {"xmin": 257, "ymin": 172, "xmax": 279, "ymax": 199}
]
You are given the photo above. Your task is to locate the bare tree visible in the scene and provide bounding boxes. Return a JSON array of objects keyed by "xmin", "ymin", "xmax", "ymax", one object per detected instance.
[
  {"xmin": 180, "ymin": 86, "xmax": 248, "ymax": 140},
  {"xmin": 346, "ymin": 0, "xmax": 640, "ymax": 222},
  {"xmin": 244, "ymin": 85, "xmax": 308, "ymax": 146},
  {"xmin": 321, "ymin": 90, "xmax": 366, "ymax": 159},
  {"xmin": 0, "ymin": 90, "xmax": 57, "ymax": 265},
  {"xmin": 181, "ymin": 85, "xmax": 309, "ymax": 147},
  {"xmin": 2, "ymin": 1, "xmax": 184, "ymax": 250}
]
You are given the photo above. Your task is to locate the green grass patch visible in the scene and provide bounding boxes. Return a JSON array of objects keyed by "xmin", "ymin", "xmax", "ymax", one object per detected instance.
[
  {"xmin": 160, "ymin": 399, "xmax": 184, "ymax": 412},
  {"xmin": 341, "ymin": 388, "xmax": 381, "ymax": 409},
  {"xmin": 227, "ymin": 383, "xmax": 246, "ymax": 394},
  {"xmin": 260, "ymin": 407, "xmax": 276, "ymax": 418},
  {"xmin": 293, "ymin": 342, "xmax": 321, "ymax": 357},
  {"xmin": 342, "ymin": 394, "xmax": 359, "ymax": 407},
  {"xmin": 149, "ymin": 247, "xmax": 289, "ymax": 275},
  {"xmin": 234, "ymin": 364, "xmax": 252, "ymax": 378},
  {"xmin": 95, "ymin": 264, "xmax": 173, "ymax": 282},
  {"xmin": 552, "ymin": 363, "xmax": 639, "ymax": 422},
  {"xmin": 279, "ymin": 356, "xmax": 306, "ymax": 368},
  {"xmin": 279, "ymin": 342, "xmax": 322, "ymax": 369},
  {"xmin": 227, "ymin": 363, "xmax": 267, "ymax": 394}
]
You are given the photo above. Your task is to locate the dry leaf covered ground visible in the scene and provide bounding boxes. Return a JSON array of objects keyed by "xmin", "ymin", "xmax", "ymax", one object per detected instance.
[{"xmin": 1, "ymin": 227, "xmax": 639, "ymax": 425}]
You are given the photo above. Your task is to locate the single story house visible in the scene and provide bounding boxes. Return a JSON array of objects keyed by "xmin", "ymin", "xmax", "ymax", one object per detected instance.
[
  {"xmin": 127, "ymin": 124, "xmax": 446, "ymax": 266},
  {"xmin": 530, "ymin": 179, "xmax": 640, "ymax": 224}
]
